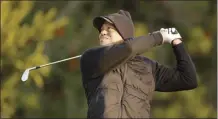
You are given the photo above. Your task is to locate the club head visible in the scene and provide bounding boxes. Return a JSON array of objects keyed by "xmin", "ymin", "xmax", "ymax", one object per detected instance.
[{"xmin": 21, "ymin": 69, "xmax": 30, "ymax": 82}]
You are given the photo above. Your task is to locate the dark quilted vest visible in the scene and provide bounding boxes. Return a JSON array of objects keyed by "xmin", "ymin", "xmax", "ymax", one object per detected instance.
[{"xmin": 87, "ymin": 56, "xmax": 155, "ymax": 118}]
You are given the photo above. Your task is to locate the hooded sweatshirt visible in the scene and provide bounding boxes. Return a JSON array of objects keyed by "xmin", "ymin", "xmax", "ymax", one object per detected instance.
[{"xmin": 80, "ymin": 10, "xmax": 197, "ymax": 118}]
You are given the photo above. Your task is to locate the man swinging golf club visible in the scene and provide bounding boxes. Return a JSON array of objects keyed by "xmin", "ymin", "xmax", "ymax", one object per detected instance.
[{"xmin": 80, "ymin": 10, "xmax": 197, "ymax": 118}]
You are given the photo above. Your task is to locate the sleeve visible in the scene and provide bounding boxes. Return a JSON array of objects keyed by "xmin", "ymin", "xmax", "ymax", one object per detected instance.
[
  {"xmin": 152, "ymin": 43, "xmax": 198, "ymax": 92},
  {"xmin": 80, "ymin": 32, "xmax": 163, "ymax": 79}
]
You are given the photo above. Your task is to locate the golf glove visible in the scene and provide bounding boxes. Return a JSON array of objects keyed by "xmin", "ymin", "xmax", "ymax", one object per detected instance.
[{"xmin": 160, "ymin": 28, "xmax": 182, "ymax": 44}]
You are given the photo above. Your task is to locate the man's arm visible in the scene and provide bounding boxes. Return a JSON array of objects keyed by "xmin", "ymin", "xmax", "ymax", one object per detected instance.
[
  {"xmin": 80, "ymin": 32, "xmax": 163, "ymax": 79},
  {"xmin": 152, "ymin": 39, "xmax": 198, "ymax": 92}
]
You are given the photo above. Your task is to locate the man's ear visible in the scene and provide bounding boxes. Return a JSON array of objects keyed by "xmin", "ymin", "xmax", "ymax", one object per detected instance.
[{"xmin": 118, "ymin": 10, "xmax": 132, "ymax": 20}]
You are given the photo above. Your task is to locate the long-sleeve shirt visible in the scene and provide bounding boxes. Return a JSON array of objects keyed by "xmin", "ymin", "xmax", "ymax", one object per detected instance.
[{"xmin": 80, "ymin": 31, "xmax": 197, "ymax": 118}]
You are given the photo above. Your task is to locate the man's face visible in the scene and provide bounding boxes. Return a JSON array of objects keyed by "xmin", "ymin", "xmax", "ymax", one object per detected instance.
[{"xmin": 99, "ymin": 21, "xmax": 123, "ymax": 46}]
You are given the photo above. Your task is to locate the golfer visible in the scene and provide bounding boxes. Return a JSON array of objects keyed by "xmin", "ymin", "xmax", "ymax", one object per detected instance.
[{"xmin": 80, "ymin": 10, "xmax": 197, "ymax": 118}]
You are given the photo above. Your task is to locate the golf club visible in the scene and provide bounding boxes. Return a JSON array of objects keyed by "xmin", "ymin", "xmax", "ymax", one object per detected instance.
[{"xmin": 21, "ymin": 55, "xmax": 82, "ymax": 82}]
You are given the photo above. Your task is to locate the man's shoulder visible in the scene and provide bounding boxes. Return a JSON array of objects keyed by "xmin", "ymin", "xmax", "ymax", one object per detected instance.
[
  {"xmin": 82, "ymin": 45, "xmax": 106, "ymax": 57},
  {"xmin": 81, "ymin": 46, "xmax": 103, "ymax": 60}
]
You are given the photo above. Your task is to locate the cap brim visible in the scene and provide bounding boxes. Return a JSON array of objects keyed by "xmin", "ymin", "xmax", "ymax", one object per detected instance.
[{"xmin": 93, "ymin": 16, "xmax": 113, "ymax": 32}]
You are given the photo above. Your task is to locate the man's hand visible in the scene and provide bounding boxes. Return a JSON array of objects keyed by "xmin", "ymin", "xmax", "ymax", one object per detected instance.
[{"xmin": 160, "ymin": 28, "xmax": 182, "ymax": 44}]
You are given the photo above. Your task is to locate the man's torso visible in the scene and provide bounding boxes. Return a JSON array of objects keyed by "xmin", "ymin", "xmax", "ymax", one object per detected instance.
[{"xmin": 83, "ymin": 56, "xmax": 156, "ymax": 118}]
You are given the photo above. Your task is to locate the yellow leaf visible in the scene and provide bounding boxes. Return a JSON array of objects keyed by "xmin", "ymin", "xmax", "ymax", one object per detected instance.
[
  {"xmin": 8, "ymin": 1, "xmax": 33, "ymax": 27},
  {"xmin": 33, "ymin": 10, "xmax": 44, "ymax": 28},
  {"xmin": 2, "ymin": 72, "xmax": 20, "ymax": 89},
  {"xmin": 1, "ymin": 1, "xmax": 70, "ymax": 117},
  {"xmin": 35, "ymin": 42, "xmax": 44, "ymax": 53},
  {"xmin": 41, "ymin": 23, "xmax": 56, "ymax": 40},
  {"xmin": 32, "ymin": 72, "xmax": 44, "ymax": 88},
  {"xmin": 2, "ymin": 30, "xmax": 16, "ymax": 53},
  {"xmin": 54, "ymin": 16, "xmax": 69, "ymax": 29},
  {"xmin": 45, "ymin": 7, "xmax": 57, "ymax": 22},
  {"xmin": 15, "ymin": 59, "xmax": 24, "ymax": 70},
  {"xmin": 1, "ymin": 1, "xmax": 13, "ymax": 26}
]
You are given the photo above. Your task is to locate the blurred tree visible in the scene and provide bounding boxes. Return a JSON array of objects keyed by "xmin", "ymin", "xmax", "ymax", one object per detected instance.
[
  {"xmin": 1, "ymin": 1, "xmax": 68, "ymax": 118},
  {"xmin": 150, "ymin": 1, "xmax": 217, "ymax": 118},
  {"xmin": 39, "ymin": 2, "xmax": 104, "ymax": 117}
]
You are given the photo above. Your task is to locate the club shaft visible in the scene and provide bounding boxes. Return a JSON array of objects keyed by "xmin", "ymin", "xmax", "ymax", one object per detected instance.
[{"xmin": 37, "ymin": 55, "xmax": 82, "ymax": 69}]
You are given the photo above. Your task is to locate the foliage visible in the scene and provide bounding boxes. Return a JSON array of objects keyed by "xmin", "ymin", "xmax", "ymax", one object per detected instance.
[
  {"xmin": 1, "ymin": 1, "xmax": 68, "ymax": 118},
  {"xmin": 187, "ymin": 27, "xmax": 212, "ymax": 55},
  {"xmin": 153, "ymin": 81, "xmax": 216, "ymax": 118}
]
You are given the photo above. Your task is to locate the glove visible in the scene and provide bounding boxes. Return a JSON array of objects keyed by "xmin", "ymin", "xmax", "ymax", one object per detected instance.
[{"xmin": 160, "ymin": 28, "xmax": 182, "ymax": 44}]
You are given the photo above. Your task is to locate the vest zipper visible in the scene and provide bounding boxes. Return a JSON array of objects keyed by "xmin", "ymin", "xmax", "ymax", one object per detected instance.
[{"xmin": 120, "ymin": 63, "xmax": 127, "ymax": 118}]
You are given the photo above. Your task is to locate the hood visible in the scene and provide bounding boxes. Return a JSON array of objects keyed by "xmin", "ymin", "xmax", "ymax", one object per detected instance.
[{"xmin": 93, "ymin": 10, "xmax": 135, "ymax": 39}]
